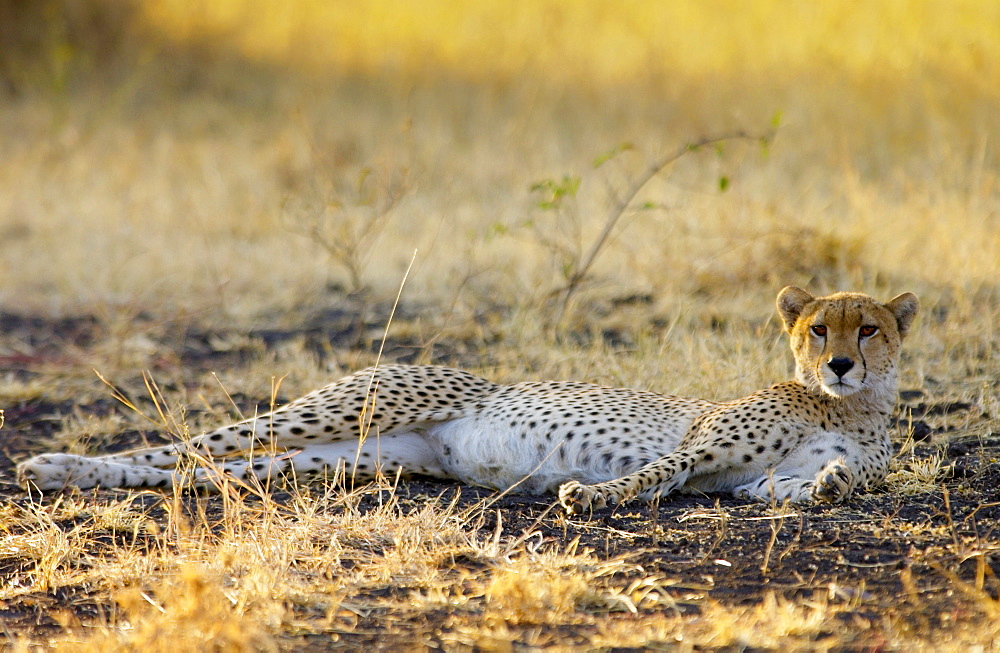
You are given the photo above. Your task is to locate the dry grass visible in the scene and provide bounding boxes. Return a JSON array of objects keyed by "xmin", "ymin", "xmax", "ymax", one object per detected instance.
[
  {"xmin": 1, "ymin": 0, "xmax": 999, "ymax": 649},
  {"xmin": 5, "ymin": 482, "xmax": 1000, "ymax": 650}
]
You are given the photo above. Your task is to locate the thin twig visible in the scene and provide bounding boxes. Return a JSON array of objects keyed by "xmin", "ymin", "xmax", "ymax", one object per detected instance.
[{"xmin": 555, "ymin": 130, "xmax": 772, "ymax": 326}]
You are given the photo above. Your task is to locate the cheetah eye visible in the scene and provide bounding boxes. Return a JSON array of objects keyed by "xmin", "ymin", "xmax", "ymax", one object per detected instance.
[
  {"xmin": 810, "ymin": 325, "xmax": 827, "ymax": 337},
  {"xmin": 859, "ymin": 325, "xmax": 878, "ymax": 338}
]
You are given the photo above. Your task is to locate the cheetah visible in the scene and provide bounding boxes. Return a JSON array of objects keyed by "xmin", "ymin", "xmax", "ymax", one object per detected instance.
[{"xmin": 16, "ymin": 287, "xmax": 918, "ymax": 515}]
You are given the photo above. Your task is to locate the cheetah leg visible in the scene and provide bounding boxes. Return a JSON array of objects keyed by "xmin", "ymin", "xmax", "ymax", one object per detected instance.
[
  {"xmin": 733, "ymin": 459, "xmax": 856, "ymax": 504},
  {"xmin": 810, "ymin": 459, "xmax": 856, "ymax": 503},
  {"xmin": 17, "ymin": 453, "xmax": 177, "ymax": 492},
  {"xmin": 15, "ymin": 421, "xmax": 286, "ymax": 492},
  {"xmin": 211, "ymin": 435, "xmax": 451, "ymax": 486},
  {"xmin": 16, "ymin": 395, "xmax": 402, "ymax": 484},
  {"xmin": 17, "ymin": 364, "xmax": 496, "ymax": 492},
  {"xmin": 17, "ymin": 433, "xmax": 451, "ymax": 492},
  {"xmin": 14, "ymin": 411, "xmax": 433, "ymax": 493},
  {"xmin": 559, "ymin": 451, "xmax": 697, "ymax": 514}
]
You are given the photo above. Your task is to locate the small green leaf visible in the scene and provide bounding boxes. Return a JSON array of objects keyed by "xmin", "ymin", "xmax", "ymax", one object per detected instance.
[
  {"xmin": 593, "ymin": 142, "xmax": 634, "ymax": 168},
  {"xmin": 718, "ymin": 176, "xmax": 730, "ymax": 192},
  {"xmin": 485, "ymin": 222, "xmax": 508, "ymax": 241},
  {"xmin": 771, "ymin": 110, "xmax": 783, "ymax": 128},
  {"xmin": 565, "ymin": 175, "xmax": 581, "ymax": 195},
  {"xmin": 530, "ymin": 176, "xmax": 580, "ymax": 210}
]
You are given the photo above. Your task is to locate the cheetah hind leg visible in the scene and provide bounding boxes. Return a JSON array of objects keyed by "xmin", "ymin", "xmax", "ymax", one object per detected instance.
[
  {"xmin": 206, "ymin": 435, "xmax": 452, "ymax": 488},
  {"xmin": 17, "ymin": 363, "xmax": 497, "ymax": 493},
  {"xmin": 15, "ymin": 429, "xmax": 264, "ymax": 492},
  {"xmin": 17, "ymin": 433, "xmax": 450, "ymax": 492},
  {"xmin": 17, "ymin": 453, "xmax": 178, "ymax": 492}
]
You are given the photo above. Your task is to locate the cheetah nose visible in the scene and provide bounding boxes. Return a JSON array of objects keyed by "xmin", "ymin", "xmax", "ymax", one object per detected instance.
[{"xmin": 827, "ymin": 357, "xmax": 855, "ymax": 378}]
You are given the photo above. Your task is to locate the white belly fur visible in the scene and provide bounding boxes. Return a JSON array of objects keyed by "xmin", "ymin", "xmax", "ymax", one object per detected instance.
[{"xmin": 424, "ymin": 417, "xmax": 632, "ymax": 494}]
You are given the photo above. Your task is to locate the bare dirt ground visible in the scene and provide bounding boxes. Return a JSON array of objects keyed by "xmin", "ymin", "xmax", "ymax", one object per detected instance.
[{"xmin": 1, "ymin": 300, "xmax": 996, "ymax": 649}]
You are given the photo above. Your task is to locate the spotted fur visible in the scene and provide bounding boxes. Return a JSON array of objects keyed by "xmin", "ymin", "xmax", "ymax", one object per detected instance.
[{"xmin": 16, "ymin": 288, "xmax": 918, "ymax": 515}]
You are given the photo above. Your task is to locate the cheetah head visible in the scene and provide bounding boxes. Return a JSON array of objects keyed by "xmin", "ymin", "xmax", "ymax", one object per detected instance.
[{"xmin": 777, "ymin": 287, "xmax": 919, "ymax": 399}]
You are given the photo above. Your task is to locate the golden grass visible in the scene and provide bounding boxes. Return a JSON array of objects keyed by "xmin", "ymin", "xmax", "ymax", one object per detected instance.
[
  {"xmin": 2, "ymin": 1, "xmax": 997, "ymax": 325},
  {"xmin": 140, "ymin": 1, "xmax": 999, "ymax": 86},
  {"xmin": 5, "ymin": 482, "xmax": 999, "ymax": 650},
  {"xmin": 1, "ymin": 0, "xmax": 999, "ymax": 649}
]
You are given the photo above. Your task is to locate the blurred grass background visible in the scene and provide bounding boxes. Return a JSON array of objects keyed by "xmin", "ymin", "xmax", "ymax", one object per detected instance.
[{"xmin": 0, "ymin": 0, "xmax": 997, "ymax": 332}]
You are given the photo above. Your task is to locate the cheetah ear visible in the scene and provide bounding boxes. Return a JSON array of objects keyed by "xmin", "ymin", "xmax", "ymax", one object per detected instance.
[
  {"xmin": 776, "ymin": 286, "xmax": 815, "ymax": 333},
  {"xmin": 886, "ymin": 292, "xmax": 919, "ymax": 338}
]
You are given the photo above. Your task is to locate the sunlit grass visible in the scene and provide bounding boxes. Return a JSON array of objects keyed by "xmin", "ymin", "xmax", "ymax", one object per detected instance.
[
  {"xmin": 141, "ymin": 0, "xmax": 1000, "ymax": 87},
  {"xmin": 2, "ymin": 1, "xmax": 997, "ymax": 325}
]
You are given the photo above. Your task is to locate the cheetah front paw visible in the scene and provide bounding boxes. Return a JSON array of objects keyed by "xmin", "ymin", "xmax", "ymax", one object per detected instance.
[
  {"xmin": 558, "ymin": 480, "xmax": 607, "ymax": 515},
  {"xmin": 811, "ymin": 460, "xmax": 855, "ymax": 504}
]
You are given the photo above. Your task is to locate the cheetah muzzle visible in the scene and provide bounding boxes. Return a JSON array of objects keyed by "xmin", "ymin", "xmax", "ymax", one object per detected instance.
[{"xmin": 16, "ymin": 287, "xmax": 918, "ymax": 516}]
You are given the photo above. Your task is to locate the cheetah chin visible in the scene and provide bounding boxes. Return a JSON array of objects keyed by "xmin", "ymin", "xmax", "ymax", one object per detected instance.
[{"xmin": 17, "ymin": 287, "xmax": 918, "ymax": 516}]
